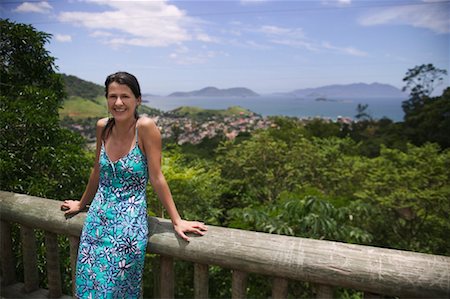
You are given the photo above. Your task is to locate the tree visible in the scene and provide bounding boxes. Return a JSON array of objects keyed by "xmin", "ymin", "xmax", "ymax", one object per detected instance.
[
  {"xmin": 0, "ymin": 19, "xmax": 91, "ymax": 199},
  {"xmin": 402, "ymin": 64, "xmax": 447, "ymax": 115},
  {"xmin": 0, "ymin": 19, "xmax": 65, "ymax": 100},
  {"xmin": 355, "ymin": 103, "xmax": 372, "ymax": 121}
]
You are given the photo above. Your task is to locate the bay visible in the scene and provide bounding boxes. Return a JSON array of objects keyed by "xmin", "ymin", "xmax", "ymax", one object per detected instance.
[{"xmin": 142, "ymin": 95, "xmax": 406, "ymax": 122}]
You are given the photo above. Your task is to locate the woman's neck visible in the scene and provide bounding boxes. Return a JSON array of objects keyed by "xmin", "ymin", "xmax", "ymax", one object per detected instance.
[{"xmin": 111, "ymin": 118, "xmax": 136, "ymax": 138}]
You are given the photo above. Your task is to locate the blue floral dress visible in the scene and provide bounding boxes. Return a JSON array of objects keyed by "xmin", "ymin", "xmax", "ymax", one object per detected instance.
[{"xmin": 75, "ymin": 127, "xmax": 148, "ymax": 299}]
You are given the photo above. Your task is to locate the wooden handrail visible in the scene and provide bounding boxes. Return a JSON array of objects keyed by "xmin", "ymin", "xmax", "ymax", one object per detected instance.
[{"xmin": 1, "ymin": 191, "xmax": 449, "ymax": 298}]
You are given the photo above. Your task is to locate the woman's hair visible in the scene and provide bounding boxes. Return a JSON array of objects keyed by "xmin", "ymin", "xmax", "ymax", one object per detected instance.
[{"xmin": 102, "ymin": 71, "xmax": 141, "ymax": 141}]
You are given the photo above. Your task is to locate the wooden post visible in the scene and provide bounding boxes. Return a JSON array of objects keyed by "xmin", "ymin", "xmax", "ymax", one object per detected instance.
[
  {"xmin": 45, "ymin": 231, "xmax": 62, "ymax": 298},
  {"xmin": 364, "ymin": 292, "xmax": 382, "ymax": 298},
  {"xmin": 194, "ymin": 263, "xmax": 209, "ymax": 299},
  {"xmin": 272, "ymin": 277, "xmax": 288, "ymax": 299},
  {"xmin": 152, "ymin": 255, "xmax": 160, "ymax": 299},
  {"xmin": 69, "ymin": 235, "xmax": 80, "ymax": 296},
  {"xmin": 232, "ymin": 270, "xmax": 248, "ymax": 299},
  {"xmin": 316, "ymin": 284, "xmax": 333, "ymax": 299},
  {"xmin": 0, "ymin": 221, "xmax": 16, "ymax": 286},
  {"xmin": 160, "ymin": 255, "xmax": 174, "ymax": 299},
  {"xmin": 20, "ymin": 225, "xmax": 39, "ymax": 292}
]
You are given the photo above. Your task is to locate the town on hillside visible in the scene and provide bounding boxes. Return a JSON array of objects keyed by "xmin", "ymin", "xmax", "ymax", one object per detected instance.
[{"xmin": 63, "ymin": 110, "xmax": 353, "ymax": 146}]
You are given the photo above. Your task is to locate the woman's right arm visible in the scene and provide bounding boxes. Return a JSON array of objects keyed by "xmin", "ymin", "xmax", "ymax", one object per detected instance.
[{"xmin": 61, "ymin": 118, "xmax": 107, "ymax": 215}]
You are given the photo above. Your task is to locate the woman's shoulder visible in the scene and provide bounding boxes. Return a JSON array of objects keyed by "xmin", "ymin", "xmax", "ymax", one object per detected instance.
[
  {"xmin": 96, "ymin": 117, "xmax": 109, "ymax": 128},
  {"xmin": 137, "ymin": 116, "xmax": 160, "ymax": 138},
  {"xmin": 137, "ymin": 115, "xmax": 158, "ymax": 129}
]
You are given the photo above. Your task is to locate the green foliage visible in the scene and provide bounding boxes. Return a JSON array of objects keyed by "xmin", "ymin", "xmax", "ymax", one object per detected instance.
[
  {"xmin": 0, "ymin": 19, "xmax": 64, "ymax": 101},
  {"xmin": 59, "ymin": 96, "xmax": 108, "ymax": 119},
  {"xmin": 169, "ymin": 105, "xmax": 254, "ymax": 121},
  {"xmin": 147, "ymin": 149, "xmax": 223, "ymax": 225},
  {"xmin": 0, "ymin": 19, "xmax": 92, "ymax": 199},
  {"xmin": 402, "ymin": 87, "xmax": 450, "ymax": 148},
  {"xmin": 1, "ymin": 20, "xmax": 92, "ymax": 294},
  {"xmin": 401, "ymin": 64, "xmax": 449, "ymax": 149},
  {"xmin": 228, "ymin": 191, "xmax": 372, "ymax": 244},
  {"xmin": 2, "ymin": 26, "xmax": 449, "ymax": 298},
  {"xmin": 61, "ymin": 73, "xmax": 104, "ymax": 100},
  {"xmin": 217, "ymin": 123, "xmax": 450, "ymax": 255},
  {"xmin": 355, "ymin": 144, "xmax": 450, "ymax": 254},
  {"xmin": 402, "ymin": 63, "xmax": 447, "ymax": 100}
]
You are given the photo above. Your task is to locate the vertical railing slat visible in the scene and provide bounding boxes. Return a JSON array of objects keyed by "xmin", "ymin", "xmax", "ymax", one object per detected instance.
[
  {"xmin": 0, "ymin": 221, "xmax": 16, "ymax": 286},
  {"xmin": 194, "ymin": 263, "xmax": 209, "ymax": 299},
  {"xmin": 364, "ymin": 292, "xmax": 382, "ymax": 298},
  {"xmin": 272, "ymin": 276, "xmax": 288, "ymax": 299},
  {"xmin": 316, "ymin": 284, "xmax": 334, "ymax": 299},
  {"xmin": 69, "ymin": 235, "xmax": 80, "ymax": 296},
  {"xmin": 45, "ymin": 231, "xmax": 62, "ymax": 298},
  {"xmin": 20, "ymin": 225, "xmax": 39, "ymax": 292},
  {"xmin": 232, "ymin": 270, "xmax": 248, "ymax": 299},
  {"xmin": 160, "ymin": 255, "xmax": 174, "ymax": 299}
]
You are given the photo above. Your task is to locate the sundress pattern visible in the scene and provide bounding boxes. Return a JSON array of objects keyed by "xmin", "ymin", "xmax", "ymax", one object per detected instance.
[{"xmin": 75, "ymin": 127, "xmax": 148, "ymax": 299}]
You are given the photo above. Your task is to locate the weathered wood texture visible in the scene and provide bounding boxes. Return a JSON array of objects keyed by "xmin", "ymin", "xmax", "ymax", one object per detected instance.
[
  {"xmin": 1, "ymin": 191, "xmax": 449, "ymax": 298},
  {"xmin": 20, "ymin": 226, "xmax": 39, "ymax": 293},
  {"xmin": 159, "ymin": 255, "xmax": 174, "ymax": 299},
  {"xmin": 45, "ymin": 231, "xmax": 62, "ymax": 298},
  {"xmin": 69, "ymin": 236, "xmax": 79, "ymax": 296},
  {"xmin": 194, "ymin": 263, "xmax": 209, "ymax": 299},
  {"xmin": 272, "ymin": 277, "xmax": 288, "ymax": 299},
  {"xmin": 0, "ymin": 282, "xmax": 72, "ymax": 299},
  {"xmin": 0, "ymin": 221, "xmax": 16, "ymax": 286},
  {"xmin": 232, "ymin": 270, "xmax": 248, "ymax": 299},
  {"xmin": 316, "ymin": 284, "xmax": 333, "ymax": 299}
]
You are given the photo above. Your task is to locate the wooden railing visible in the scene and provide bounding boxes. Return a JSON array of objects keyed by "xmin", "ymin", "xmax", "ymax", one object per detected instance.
[{"xmin": 1, "ymin": 191, "xmax": 449, "ymax": 298}]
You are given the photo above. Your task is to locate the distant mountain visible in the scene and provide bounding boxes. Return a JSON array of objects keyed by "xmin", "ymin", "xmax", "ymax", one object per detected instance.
[
  {"xmin": 168, "ymin": 86, "xmax": 259, "ymax": 97},
  {"xmin": 286, "ymin": 83, "xmax": 406, "ymax": 98}
]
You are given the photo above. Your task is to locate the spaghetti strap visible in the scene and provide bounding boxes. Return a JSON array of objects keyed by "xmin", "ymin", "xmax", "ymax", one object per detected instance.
[{"xmin": 135, "ymin": 124, "xmax": 139, "ymax": 144}]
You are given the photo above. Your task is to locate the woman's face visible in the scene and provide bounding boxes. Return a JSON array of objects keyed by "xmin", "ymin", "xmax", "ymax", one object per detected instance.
[{"xmin": 106, "ymin": 82, "xmax": 141, "ymax": 122}]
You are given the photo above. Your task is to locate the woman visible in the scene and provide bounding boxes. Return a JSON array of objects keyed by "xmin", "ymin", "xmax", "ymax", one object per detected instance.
[{"xmin": 61, "ymin": 71, "xmax": 207, "ymax": 298}]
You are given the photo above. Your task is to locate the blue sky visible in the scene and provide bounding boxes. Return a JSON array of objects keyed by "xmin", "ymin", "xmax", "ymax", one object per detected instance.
[{"xmin": 2, "ymin": 0, "xmax": 449, "ymax": 95}]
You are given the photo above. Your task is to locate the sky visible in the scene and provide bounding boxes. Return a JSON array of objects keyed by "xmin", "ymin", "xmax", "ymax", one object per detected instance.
[{"xmin": 1, "ymin": 0, "xmax": 449, "ymax": 95}]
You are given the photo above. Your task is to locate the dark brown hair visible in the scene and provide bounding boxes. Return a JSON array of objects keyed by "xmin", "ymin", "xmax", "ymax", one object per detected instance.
[{"xmin": 102, "ymin": 72, "xmax": 141, "ymax": 141}]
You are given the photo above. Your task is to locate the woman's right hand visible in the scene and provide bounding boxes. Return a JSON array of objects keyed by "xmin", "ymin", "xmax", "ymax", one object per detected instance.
[{"xmin": 61, "ymin": 200, "xmax": 82, "ymax": 216}]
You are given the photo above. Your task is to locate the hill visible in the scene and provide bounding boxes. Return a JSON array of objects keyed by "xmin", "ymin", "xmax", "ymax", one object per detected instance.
[
  {"xmin": 59, "ymin": 96, "xmax": 161, "ymax": 120},
  {"xmin": 168, "ymin": 86, "xmax": 259, "ymax": 97},
  {"xmin": 59, "ymin": 74, "xmax": 162, "ymax": 119},
  {"xmin": 167, "ymin": 106, "xmax": 256, "ymax": 120},
  {"xmin": 286, "ymin": 83, "xmax": 406, "ymax": 98},
  {"xmin": 61, "ymin": 73, "xmax": 104, "ymax": 100}
]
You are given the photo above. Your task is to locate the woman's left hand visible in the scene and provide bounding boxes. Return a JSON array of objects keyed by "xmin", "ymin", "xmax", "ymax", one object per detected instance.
[{"xmin": 173, "ymin": 220, "xmax": 208, "ymax": 242}]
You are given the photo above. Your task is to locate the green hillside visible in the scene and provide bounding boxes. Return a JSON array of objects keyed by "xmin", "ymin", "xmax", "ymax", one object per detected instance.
[
  {"xmin": 169, "ymin": 105, "xmax": 255, "ymax": 120},
  {"xmin": 62, "ymin": 73, "xmax": 104, "ymax": 100},
  {"xmin": 60, "ymin": 96, "xmax": 161, "ymax": 120},
  {"xmin": 60, "ymin": 96, "xmax": 107, "ymax": 119},
  {"xmin": 60, "ymin": 74, "xmax": 162, "ymax": 119}
]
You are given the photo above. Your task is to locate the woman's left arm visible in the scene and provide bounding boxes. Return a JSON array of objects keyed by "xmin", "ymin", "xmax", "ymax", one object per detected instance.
[{"xmin": 139, "ymin": 117, "xmax": 207, "ymax": 241}]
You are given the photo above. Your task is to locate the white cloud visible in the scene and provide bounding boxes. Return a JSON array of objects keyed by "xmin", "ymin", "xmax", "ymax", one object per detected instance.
[
  {"xmin": 240, "ymin": 0, "xmax": 269, "ymax": 5},
  {"xmin": 55, "ymin": 34, "xmax": 72, "ymax": 42},
  {"xmin": 359, "ymin": 1, "xmax": 450, "ymax": 34},
  {"xmin": 90, "ymin": 31, "xmax": 113, "ymax": 38},
  {"xmin": 257, "ymin": 24, "xmax": 367, "ymax": 56},
  {"xmin": 321, "ymin": 0, "xmax": 352, "ymax": 6},
  {"xmin": 259, "ymin": 25, "xmax": 305, "ymax": 40},
  {"xmin": 322, "ymin": 42, "xmax": 368, "ymax": 57},
  {"xmin": 58, "ymin": 0, "xmax": 213, "ymax": 47},
  {"xmin": 169, "ymin": 46, "xmax": 226, "ymax": 65},
  {"xmin": 13, "ymin": 1, "xmax": 52, "ymax": 14}
]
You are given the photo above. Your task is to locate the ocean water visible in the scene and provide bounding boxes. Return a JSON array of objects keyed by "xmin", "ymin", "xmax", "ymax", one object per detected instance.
[{"xmin": 142, "ymin": 95, "xmax": 406, "ymax": 122}]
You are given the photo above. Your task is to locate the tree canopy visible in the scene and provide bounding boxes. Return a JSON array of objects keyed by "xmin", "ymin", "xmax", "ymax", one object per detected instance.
[{"xmin": 0, "ymin": 19, "xmax": 91, "ymax": 199}]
